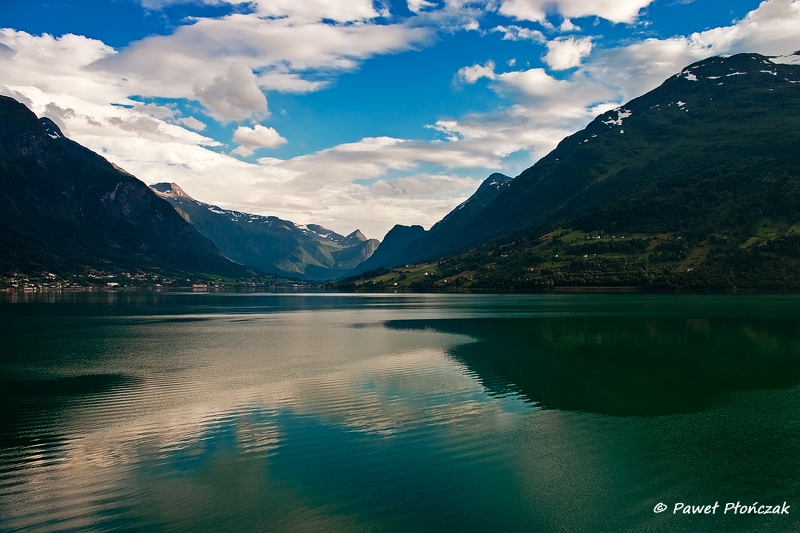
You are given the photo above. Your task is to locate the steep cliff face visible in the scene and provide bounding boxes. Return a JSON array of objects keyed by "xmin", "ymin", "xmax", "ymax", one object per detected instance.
[{"xmin": 0, "ymin": 96, "xmax": 254, "ymax": 278}]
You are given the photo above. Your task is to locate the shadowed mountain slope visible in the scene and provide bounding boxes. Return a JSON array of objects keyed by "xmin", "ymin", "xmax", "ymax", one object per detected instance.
[{"xmin": 0, "ymin": 96, "xmax": 255, "ymax": 279}]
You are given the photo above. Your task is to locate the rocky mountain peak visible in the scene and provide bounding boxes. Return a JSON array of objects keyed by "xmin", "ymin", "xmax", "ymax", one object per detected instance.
[
  {"xmin": 343, "ymin": 229, "xmax": 368, "ymax": 245},
  {"xmin": 150, "ymin": 182, "xmax": 196, "ymax": 201},
  {"xmin": 39, "ymin": 117, "xmax": 64, "ymax": 139}
]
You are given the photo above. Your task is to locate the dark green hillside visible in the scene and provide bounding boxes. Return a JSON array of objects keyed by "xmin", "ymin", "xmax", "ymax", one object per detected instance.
[
  {"xmin": 466, "ymin": 53, "xmax": 800, "ymax": 243},
  {"xmin": 337, "ymin": 54, "xmax": 800, "ymax": 292}
]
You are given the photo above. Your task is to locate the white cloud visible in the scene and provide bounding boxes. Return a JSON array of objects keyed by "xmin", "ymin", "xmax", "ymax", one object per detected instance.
[
  {"xmin": 194, "ymin": 61, "xmax": 268, "ymax": 121},
  {"xmin": 491, "ymin": 25, "xmax": 546, "ymax": 42},
  {"xmin": 279, "ymin": 136, "xmax": 501, "ymax": 182},
  {"xmin": 407, "ymin": 0, "xmax": 437, "ymax": 14},
  {"xmin": 496, "ymin": 68, "xmax": 612, "ymax": 112},
  {"xmin": 543, "ymin": 36, "xmax": 593, "ymax": 70},
  {"xmin": 232, "ymin": 124, "xmax": 288, "ymax": 156},
  {"xmin": 559, "ymin": 18, "xmax": 579, "ymax": 32},
  {"xmin": 690, "ymin": 0, "xmax": 800, "ymax": 56},
  {"xmin": 86, "ymin": 14, "xmax": 433, "ymax": 121},
  {"xmin": 0, "ymin": 30, "xmax": 121, "ymax": 106},
  {"xmin": 0, "ymin": 42, "xmax": 15, "ymax": 58},
  {"xmin": 457, "ymin": 61, "xmax": 497, "ymax": 83},
  {"xmin": 369, "ymin": 174, "xmax": 476, "ymax": 198},
  {"xmin": 256, "ymin": 72, "xmax": 327, "ymax": 93},
  {"xmin": 137, "ymin": 0, "xmax": 378, "ymax": 21},
  {"xmin": 497, "ymin": 0, "xmax": 654, "ymax": 24},
  {"xmin": 432, "ymin": 64, "xmax": 617, "ymax": 165},
  {"xmin": 250, "ymin": 0, "xmax": 379, "ymax": 21},
  {"xmin": 178, "ymin": 116, "xmax": 207, "ymax": 131}
]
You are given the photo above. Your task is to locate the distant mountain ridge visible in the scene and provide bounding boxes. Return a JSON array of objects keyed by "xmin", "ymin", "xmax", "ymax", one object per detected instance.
[
  {"xmin": 151, "ymin": 183, "xmax": 379, "ymax": 280},
  {"xmin": 0, "ymin": 96, "xmax": 255, "ymax": 280}
]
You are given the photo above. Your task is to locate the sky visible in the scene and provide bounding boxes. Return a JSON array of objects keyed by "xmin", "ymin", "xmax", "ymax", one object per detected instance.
[{"xmin": 2, "ymin": 0, "xmax": 800, "ymax": 239}]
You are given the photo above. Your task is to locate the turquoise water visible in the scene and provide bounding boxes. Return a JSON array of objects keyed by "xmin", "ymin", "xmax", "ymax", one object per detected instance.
[{"xmin": 1, "ymin": 293, "xmax": 799, "ymax": 532}]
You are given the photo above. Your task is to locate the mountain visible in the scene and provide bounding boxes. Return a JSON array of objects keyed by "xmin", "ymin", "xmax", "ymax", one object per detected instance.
[
  {"xmin": 460, "ymin": 53, "xmax": 800, "ymax": 245},
  {"xmin": 339, "ymin": 53, "xmax": 800, "ymax": 291},
  {"xmin": 0, "ymin": 96, "xmax": 259, "ymax": 282},
  {"xmin": 350, "ymin": 172, "xmax": 512, "ymax": 273},
  {"xmin": 346, "ymin": 224, "xmax": 427, "ymax": 276},
  {"xmin": 151, "ymin": 183, "xmax": 379, "ymax": 280},
  {"xmin": 373, "ymin": 54, "xmax": 800, "ymax": 268}
]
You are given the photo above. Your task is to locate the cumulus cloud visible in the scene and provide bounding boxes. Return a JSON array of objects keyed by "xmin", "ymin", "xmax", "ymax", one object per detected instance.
[
  {"xmin": 369, "ymin": 174, "xmax": 476, "ymax": 198},
  {"xmin": 256, "ymin": 72, "xmax": 327, "ymax": 93},
  {"xmin": 431, "ymin": 65, "xmax": 617, "ymax": 165},
  {"xmin": 232, "ymin": 124, "xmax": 288, "ymax": 156},
  {"xmin": 194, "ymin": 62, "xmax": 268, "ymax": 121},
  {"xmin": 279, "ymin": 136, "xmax": 501, "ymax": 184},
  {"xmin": 0, "ymin": 30, "xmax": 120, "ymax": 105},
  {"xmin": 407, "ymin": 0, "xmax": 438, "ymax": 14},
  {"xmin": 497, "ymin": 0, "xmax": 654, "ymax": 24},
  {"xmin": 457, "ymin": 61, "xmax": 497, "ymax": 83},
  {"xmin": 178, "ymin": 117, "xmax": 207, "ymax": 131},
  {"xmin": 559, "ymin": 18, "xmax": 579, "ymax": 32},
  {"xmin": 86, "ymin": 14, "xmax": 432, "ymax": 121},
  {"xmin": 250, "ymin": 0, "xmax": 379, "ymax": 21},
  {"xmin": 543, "ymin": 36, "xmax": 593, "ymax": 70},
  {"xmin": 137, "ymin": 0, "xmax": 379, "ymax": 21},
  {"xmin": 497, "ymin": 68, "xmax": 612, "ymax": 112},
  {"xmin": 0, "ymin": 42, "xmax": 15, "ymax": 58},
  {"xmin": 492, "ymin": 25, "xmax": 546, "ymax": 42}
]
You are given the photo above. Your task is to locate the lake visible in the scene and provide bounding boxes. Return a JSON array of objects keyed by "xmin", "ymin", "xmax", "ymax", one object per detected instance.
[{"xmin": 1, "ymin": 292, "xmax": 799, "ymax": 532}]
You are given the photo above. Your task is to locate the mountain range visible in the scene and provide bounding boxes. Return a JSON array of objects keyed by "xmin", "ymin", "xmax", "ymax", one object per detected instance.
[
  {"xmin": 151, "ymin": 183, "xmax": 378, "ymax": 280},
  {"xmin": 4, "ymin": 52, "xmax": 800, "ymax": 291}
]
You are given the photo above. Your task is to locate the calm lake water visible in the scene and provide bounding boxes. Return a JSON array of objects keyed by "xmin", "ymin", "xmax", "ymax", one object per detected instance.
[{"xmin": 1, "ymin": 292, "xmax": 799, "ymax": 532}]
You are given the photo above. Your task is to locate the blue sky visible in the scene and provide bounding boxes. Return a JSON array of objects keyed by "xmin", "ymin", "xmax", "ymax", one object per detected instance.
[{"xmin": 2, "ymin": 0, "xmax": 799, "ymax": 237}]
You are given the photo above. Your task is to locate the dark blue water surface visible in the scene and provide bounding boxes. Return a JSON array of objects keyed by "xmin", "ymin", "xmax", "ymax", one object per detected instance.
[{"xmin": 1, "ymin": 292, "xmax": 799, "ymax": 532}]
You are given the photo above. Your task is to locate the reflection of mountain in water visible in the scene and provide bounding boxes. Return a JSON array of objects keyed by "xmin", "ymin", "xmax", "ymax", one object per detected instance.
[
  {"xmin": 386, "ymin": 317, "xmax": 800, "ymax": 416},
  {"xmin": 0, "ymin": 373, "xmax": 138, "ymax": 448}
]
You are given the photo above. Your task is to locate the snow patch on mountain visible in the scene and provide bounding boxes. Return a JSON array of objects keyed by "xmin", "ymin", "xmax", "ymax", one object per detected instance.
[{"xmin": 603, "ymin": 107, "xmax": 632, "ymax": 127}]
